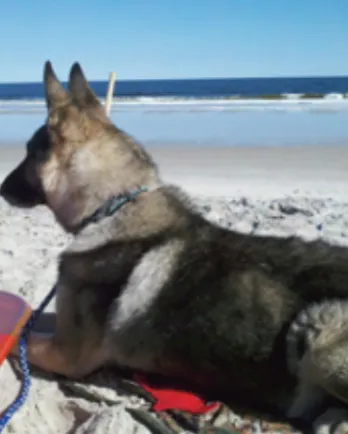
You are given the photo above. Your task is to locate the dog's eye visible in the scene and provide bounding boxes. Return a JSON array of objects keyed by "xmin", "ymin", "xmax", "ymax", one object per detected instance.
[{"xmin": 26, "ymin": 138, "xmax": 50, "ymax": 162}]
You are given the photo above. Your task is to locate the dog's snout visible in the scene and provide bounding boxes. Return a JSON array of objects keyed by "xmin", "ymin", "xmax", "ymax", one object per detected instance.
[{"xmin": 0, "ymin": 160, "xmax": 45, "ymax": 208}]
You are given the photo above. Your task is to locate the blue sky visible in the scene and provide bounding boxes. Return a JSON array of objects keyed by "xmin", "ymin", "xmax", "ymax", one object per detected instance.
[{"xmin": 1, "ymin": 0, "xmax": 347, "ymax": 82}]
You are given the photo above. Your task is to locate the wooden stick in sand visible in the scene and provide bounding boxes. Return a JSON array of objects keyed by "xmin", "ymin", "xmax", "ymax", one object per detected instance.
[{"xmin": 105, "ymin": 71, "xmax": 116, "ymax": 116}]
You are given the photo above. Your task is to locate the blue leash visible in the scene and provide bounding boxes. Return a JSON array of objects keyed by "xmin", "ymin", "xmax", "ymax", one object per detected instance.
[{"xmin": 0, "ymin": 284, "xmax": 57, "ymax": 432}]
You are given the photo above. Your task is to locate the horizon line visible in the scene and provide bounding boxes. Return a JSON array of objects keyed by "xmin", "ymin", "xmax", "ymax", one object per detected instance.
[{"xmin": 0, "ymin": 73, "xmax": 348, "ymax": 85}]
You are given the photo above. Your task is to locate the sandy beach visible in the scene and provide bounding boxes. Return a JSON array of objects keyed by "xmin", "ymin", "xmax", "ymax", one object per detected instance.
[{"xmin": 1, "ymin": 142, "xmax": 348, "ymax": 433}]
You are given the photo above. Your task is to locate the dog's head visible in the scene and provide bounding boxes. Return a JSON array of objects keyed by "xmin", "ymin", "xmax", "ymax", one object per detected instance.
[{"xmin": 0, "ymin": 61, "xmax": 158, "ymax": 231}]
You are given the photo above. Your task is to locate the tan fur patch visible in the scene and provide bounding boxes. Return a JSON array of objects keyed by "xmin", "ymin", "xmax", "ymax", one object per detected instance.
[{"xmin": 41, "ymin": 154, "xmax": 63, "ymax": 193}]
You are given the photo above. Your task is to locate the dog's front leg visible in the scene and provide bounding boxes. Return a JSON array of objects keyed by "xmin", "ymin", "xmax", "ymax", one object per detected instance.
[
  {"xmin": 10, "ymin": 282, "xmax": 109, "ymax": 379},
  {"xmin": 10, "ymin": 328, "xmax": 108, "ymax": 379},
  {"xmin": 10, "ymin": 332, "xmax": 78, "ymax": 377}
]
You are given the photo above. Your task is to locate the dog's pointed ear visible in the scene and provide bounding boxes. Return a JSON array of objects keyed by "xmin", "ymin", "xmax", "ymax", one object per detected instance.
[
  {"xmin": 43, "ymin": 61, "xmax": 70, "ymax": 110},
  {"xmin": 68, "ymin": 62, "xmax": 103, "ymax": 111}
]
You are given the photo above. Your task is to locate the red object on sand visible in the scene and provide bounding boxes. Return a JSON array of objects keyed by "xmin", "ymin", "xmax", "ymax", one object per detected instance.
[
  {"xmin": 0, "ymin": 291, "xmax": 32, "ymax": 365},
  {"xmin": 134, "ymin": 373, "xmax": 219, "ymax": 414}
]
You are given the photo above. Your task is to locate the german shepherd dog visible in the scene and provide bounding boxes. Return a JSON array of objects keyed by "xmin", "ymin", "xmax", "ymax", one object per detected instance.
[{"xmin": 2, "ymin": 62, "xmax": 348, "ymax": 433}]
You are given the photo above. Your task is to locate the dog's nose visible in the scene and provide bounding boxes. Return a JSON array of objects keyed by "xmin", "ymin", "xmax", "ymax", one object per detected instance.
[
  {"xmin": 0, "ymin": 174, "xmax": 18, "ymax": 202},
  {"xmin": 0, "ymin": 174, "xmax": 11, "ymax": 196},
  {"xmin": 0, "ymin": 164, "xmax": 23, "ymax": 201},
  {"xmin": 0, "ymin": 180, "xmax": 11, "ymax": 200},
  {"xmin": 0, "ymin": 181, "xmax": 5, "ymax": 196}
]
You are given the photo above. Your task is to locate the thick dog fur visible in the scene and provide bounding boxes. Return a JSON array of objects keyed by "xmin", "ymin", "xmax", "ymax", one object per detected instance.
[{"xmin": 2, "ymin": 62, "xmax": 348, "ymax": 433}]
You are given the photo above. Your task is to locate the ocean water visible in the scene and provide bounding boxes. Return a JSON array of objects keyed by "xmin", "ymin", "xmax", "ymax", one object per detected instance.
[
  {"xmin": 1, "ymin": 76, "xmax": 348, "ymax": 146},
  {"xmin": 1, "ymin": 76, "xmax": 348, "ymax": 101}
]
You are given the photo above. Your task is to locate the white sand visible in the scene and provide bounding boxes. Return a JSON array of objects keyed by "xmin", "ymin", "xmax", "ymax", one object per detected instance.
[{"xmin": 1, "ymin": 143, "xmax": 348, "ymax": 433}]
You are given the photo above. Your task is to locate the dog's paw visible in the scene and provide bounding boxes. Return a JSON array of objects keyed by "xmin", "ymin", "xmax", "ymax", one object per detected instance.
[{"xmin": 313, "ymin": 408, "xmax": 348, "ymax": 434}]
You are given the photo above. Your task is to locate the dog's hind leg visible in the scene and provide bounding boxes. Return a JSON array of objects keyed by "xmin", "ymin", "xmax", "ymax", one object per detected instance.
[{"xmin": 286, "ymin": 300, "xmax": 348, "ymax": 433}]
